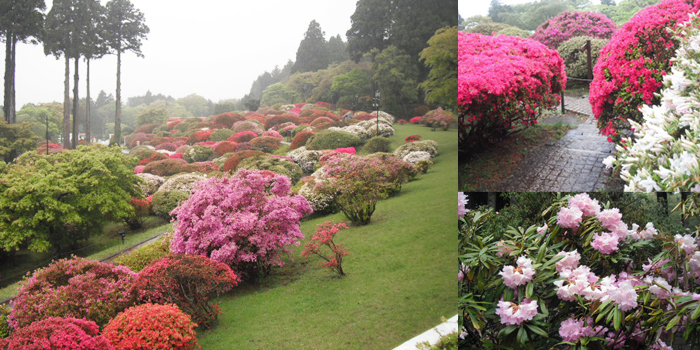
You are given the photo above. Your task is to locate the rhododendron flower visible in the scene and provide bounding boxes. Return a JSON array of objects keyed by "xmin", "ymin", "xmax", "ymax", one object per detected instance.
[
  {"xmin": 559, "ymin": 316, "xmax": 585, "ymax": 342},
  {"xmin": 596, "ymin": 208, "xmax": 623, "ymax": 231},
  {"xmin": 652, "ymin": 340, "xmax": 673, "ymax": 350},
  {"xmin": 458, "ymin": 192, "xmax": 468, "ymax": 218},
  {"xmin": 554, "ymin": 250, "xmax": 581, "ymax": 273},
  {"xmin": 640, "ymin": 222, "xmax": 658, "ymax": 239},
  {"xmin": 536, "ymin": 223, "xmax": 548, "ymax": 235},
  {"xmin": 648, "ymin": 277, "xmax": 672, "ymax": 299},
  {"xmin": 689, "ymin": 251, "xmax": 700, "ymax": 277},
  {"xmin": 499, "ymin": 256, "xmax": 535, "ymax": 289},
  {"xmin": 675, "ymin": 234, "xmax": 697, "ymax": 255},
  {"xmin": 557, "ymin": 206, "xmax": 583, "ymax": 229},
  {"xmin": 495, "ymin": 240, "xmax": 514, "ymax": 257},
  {"xmin": 610, "ymin": 280, "xmax": 638, "ymax": 311},
  {"xmin": 458, "ymin": 263, "xmax": 469, "ymax": 282},
  {"xmin": 495, "ymin": 298, "xmax": 538, "ymax": 326},
  {"xmin": 568, "ymin": 193, "xmax": 601, "ymax": 216},
  {"xmin": 591, "ymin": 231, "xmax": 620, "ymax": 254},
  {"xmin": 554, "ymin": 267, "xmax": 594, "ymax": 301}
]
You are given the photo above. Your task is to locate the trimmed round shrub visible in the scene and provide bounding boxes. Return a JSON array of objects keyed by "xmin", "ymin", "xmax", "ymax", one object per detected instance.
[
  {"xmin": 143, "ymin": 158, "xmax": 188, "ymax": 177},
  {"xmin": 310, "ymin": 116, "xmax": 336, "ymax": 130},
  {"xmin": 182, "ymin": 145, "xmax": 213, "ymax": 163},
  {"xmin": 209, "ymin": 128, "xmax": 234, "ymax": 142},
  {"xmin": 306, "ymin": 129, "xmax": 362, "ymax": 151},
  {"xmin": 222, "ymin": 150, "xmax": 265, "ymax": 172},
  {"xmin": 10, "ymin": 257, "xmax": 136, "ymax": 329},
  {"xmin": 213, "ymin": 141, "xmax": 238, "ymax": 156},
  {"xmin": 557, "ymin": 36, "xmax": 608, "ymax": 85},
  {"xmin": 158, "ymin": 173, "xmax": 207, "ymax": 193},
  {"xmin": 497, "ymin": 27, "xmax": 530, "ymax": 38},
  {"xmin": 134, "ymin": 123, "xmax": 158, "ymax": 134},
  {"xmin": 210, "ymin": 112, "xmax": 244, "ymax": 128},
  {"xmin": 136, "ymin": 173, "xmax": 166, "ymax": 196},
  {"xmin": 264, "ymin": 114, "xmax": 300, "ymax": 129},
  {"xmin": 262, "ymin": 129, "xmax": 283, "ymax": 140},
  {"xmin": 286, "ymin": 146, "xmax": 324, "ymax": 173},
  {"xmin": 232, "ymin": 120, "xmax": 264, "ymax": 135},
  {"xmin": 183, "ymin": 161, "xmax": 219, "ymax": 174},
  {"xmin": 298, "ymin": 109, "xmax": 339, "ymax": 124},
  {"xmin": 155, "ymin": 142, "xmax": 177, "ymax": 151},
  {"xmin": 236, "ymin": 154, "xmax": 304, "ymax": 184},
  {"xmin": 228, "ymin": 130, "xmax": 258, "ymax": 143},
  {"xmin": 530, "ymin": 11, "xmax": 616, "ymax": 49},
  {"xmin": 290, "ymin": 129, "xmax": 316, "ymax": 150},
  {"xmin": 114, "ymin": 237, "xmax": 171, "ymax": 273},
  {"xmin": 137, "ymin": 151, "xmax": 168, "ymax": 166},
  {"xmin": 187, "ymin": 130, "xmax": 212, "ymax": 144},
  {"xmin": 103, "ymin": 303, "xmax": 198, "ymax": 350},
  {"xmin": 395, "ymin": 140, "xmax": 439, "ymax": 159},
  {"xmin": 170, "ymin": 169, "xmax": 313, "ymax": 279},
  {"xmin": 129, "ymin": 145, "xmax": 156, "ymax": 160},
  {"xmin": 126, "ymin": 132, "xmax": 154, "ymax": 149},
  {"xmin": 421, "ymin": 108, "xmax": 456, "ymax": 129},
  {"xmin": 363, "ymin": 136, "xmax": 392, "ymax": 154},
  {"xmin": 468, "ymin": 22, "xmax": 513, "ymax": 36},
  {"xmin": 131, "ymin": 254, "xmax": 239, "ymax": 329},
  {"xmin": 589, "ymin": 0, "xmax": 700, "ymax": 143},
  {"xmin": 152, "ymin": 190, "xmax": 190, "ymax": 218},
  {"xmin": 459, "ymin": 32, "xmax": 566, "ymax": 150},
  {"xmin": 0, "ymin": 317, "xmax": 112, "ymax": 350},
  {"xmin": 250, "ymin": 136, "xmax": 282, "ymax": 153}
]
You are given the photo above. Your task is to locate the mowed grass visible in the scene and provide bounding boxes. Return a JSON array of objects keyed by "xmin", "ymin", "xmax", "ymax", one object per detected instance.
[{"xmin": 197, "ymin": 124, "xmax": 457, "ymax": 350}]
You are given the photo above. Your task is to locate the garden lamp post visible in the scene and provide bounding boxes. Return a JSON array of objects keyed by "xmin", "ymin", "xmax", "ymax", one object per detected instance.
[
  {"xmin": 119, "ymin": 230, "xmax": 126, "ymax": 245},
  {"xmin": 374, "ymin": 90, "xmax": 380, "ymax": 136}
]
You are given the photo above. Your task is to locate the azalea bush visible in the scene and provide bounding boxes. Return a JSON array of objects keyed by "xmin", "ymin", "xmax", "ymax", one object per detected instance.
[
  {"xmin": 302, "ymin": 221, "xmax": 349, "ymax": 276},
  {"xmin": 170, "ymin": 169, "xmax": 312, "ymax": 279},
  {"xmin": 10, "ymin": 257, "xmax": 136, "ymax": 329},
  {"xmin": 459, "ymin": 193, "xmax": 700, "ymax": 349},
  {"xmin": 114, "ymin": 235, "xmax": 171, "ymax": 272},
  {"xmin": 604, "ymin": 15, "xmax": 700, "ymax": 191},
  {"xmin": 530, "ymin": 11, "xmax": 616, "ymax": 49},
  {"xmin": 290, "ymin": 129, "xmax": 316, "ymax": 150},
  {"xmin": 306, "ymin": 129, "xmax": 362, "ymax": 151},
  {"xmin": 459, "ymin": 32, "xmax": 566, "ymax": 151},
  {"xmin": 236, "ymin": 154, "xmax": 303, "ymax": 184},
  {"xmin": 131, "ymin": 253, "xmax": 239, "ymax": 329},
  {"xmin": 0, "ymin": 317, "xmax": 112, "ymax": 350},
  {"xmin": 589, "ymin": 0, "xmax": 700, "ymax": 143},
  {"xmin": 103, "ymin": 303, "xmax": 198, "ymax": 350}
]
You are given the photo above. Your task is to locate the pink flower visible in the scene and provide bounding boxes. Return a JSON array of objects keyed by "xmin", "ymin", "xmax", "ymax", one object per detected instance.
[
  {"xmin": 648, "ymin": 277, "xmax": 672, "ymax": 299},
  {"xmin": 134, "ymin": 165, "xmax": 145, "ymax": 174},
  {"xmin": 568, "ymin": 193, "xmax": 601, "ymax": 216},
  {"xmin": 596, "ymin": 208, "xmax": 623, "ymax": 231},
  {"xmin": 495, "ymin": 298, "xmax": 538, "ymax": 326},
  {"xmin": 458, "ymin": 192, "xmax": 468, "ymax": 218},
  {"xmin": 591, "ymin": 231, "xmax": 620, "ymax": 254},
  {"xmin": 559, "ymin": 316, "xmax": 585, "ymax": 342},
  {"xmin": 536, "ymin": 223, "xmax": 548, "ymax": 235},
  {"xmin": 610, "ymin": 281, "xmax": 638, "ymax": 311},
  {"xmin": 554, "ymin": 267, "xmax": 594, "ymax": 301},
  {"xmin": 496, "ymin": 240, "xmax": 515, "ymax": 257},
  {"xmin": 557, "ymin": 206, "xmax": 583, "ymax": 229},
  {"xmin": 554, "ymin": 250, "xmax": 580, "ymax": 273},
  {"xmin": 640, "ymin": 222, "xmax": 658, "ymax": 239},
  {"xmin": 499, "ymin": 256, "xmax": 536, "ymax": 289},
  {"xmin": 675, "ymin": 234, "xmax": 697, "ymax": 255},
  {"xmin": 458, "ymin": 263, "xmax": 469, "ymax": 282},
  {"xmin": 689, "ymin": 251, "xmax": 700, "ymax": 277}
]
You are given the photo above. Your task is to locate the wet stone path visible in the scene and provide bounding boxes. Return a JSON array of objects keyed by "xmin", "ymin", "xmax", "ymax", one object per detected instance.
[{"xmin": 495, "ymin": 95, "xmax": 621, "ymax": 192}]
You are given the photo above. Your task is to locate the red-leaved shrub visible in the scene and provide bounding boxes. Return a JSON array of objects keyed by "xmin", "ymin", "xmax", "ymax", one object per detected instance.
[
  {"xmin": 187, "ymin": 130, "xmax": 212, "ymax": 144},
  {"xmin": 137, "ymin": 151, "xmax": 169, "ymax": 165},
  {"xmin": 0, "ymin": 317, "xmax": 112, "ymax": 350},
  {"xmin": 405, "ymin": 134, "xmax": 422, "ymax": 143},
  {"xmin": 228, "ymin": 130, "xmax": 258, "ymax": 143},
  {"xmin": 210, "ymin": 112, "xmax": 244, "ymax": 128},
  {"xmin": 103, "ymin": 303, "xmax": 198, "ymax": 350},
  {"xmin": 290, "ymin": 130, "xmax": 316, "ymax": 150},
  {"xmin": 214, "ymin": 141, "xmax": 238, "ymax": 156},
  {"xmin": 301, "ymin": 221, "xmax": 349, "ymax": 275},
  {"xmin": 222, "ymin": 150, "xmax": 264, "ymax": 172},
  {"xmin": 143, "ymin": 158, "xmax": 188, "ymax": 177},
  {"xmin": 184, "ymin": 161, "xmax": 219, "ymax": 174},
  {"xmin": 264, "ymin": 114, "xmax": 300, "ymax": 130},
  {"xmin": 250, "ymin": 136, "xmax": 282, "ymax": 153}
]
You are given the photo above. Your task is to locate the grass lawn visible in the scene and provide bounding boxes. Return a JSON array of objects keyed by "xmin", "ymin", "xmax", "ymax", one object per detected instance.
[
  {"xmin": 197, "ymin": 124, "xmax": 457, "ymax": 350},
  {"xmin": 0, "ymin": 218, "xmax": 172, "ymax": 301}
]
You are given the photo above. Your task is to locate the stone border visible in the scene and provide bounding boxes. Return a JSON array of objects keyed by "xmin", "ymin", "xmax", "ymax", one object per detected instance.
[{"xmin": 392, "ymin": 314, "xmax": 458, "ymax": 350}]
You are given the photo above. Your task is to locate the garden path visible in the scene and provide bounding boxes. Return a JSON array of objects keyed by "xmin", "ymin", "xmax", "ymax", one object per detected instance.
[{"xmin": 494, "ymin": 95, "xmax": 622, "ymax": 192}]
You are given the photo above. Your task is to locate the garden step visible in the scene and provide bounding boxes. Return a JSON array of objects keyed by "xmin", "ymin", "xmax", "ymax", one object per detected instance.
[{"xmin": 392, "ymin": 314, "xmax": 457, "ymax": 350}]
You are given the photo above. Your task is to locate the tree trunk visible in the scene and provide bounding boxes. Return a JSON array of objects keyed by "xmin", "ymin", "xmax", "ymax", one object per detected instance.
[
  {"xmin": 11, "ymin": 35, "xmax": 16, "ymax": 124},
  {"xmin": 72, "ymin": 57, "xmax": 79, "ymax": 149},
  {"xmin": 3, "ymin": 31, "xmax": 11, "ymax": 123},
  {"xmin": 63, "ymin": 55, "xmax": 71, "ymax": 149},
  {"xmin": 114, "ymin": 49, "xmax": 121, "ymax": 146},
  {"xmin": 86, "ymin": 58, "xmax": 91, "ymax": 144}
]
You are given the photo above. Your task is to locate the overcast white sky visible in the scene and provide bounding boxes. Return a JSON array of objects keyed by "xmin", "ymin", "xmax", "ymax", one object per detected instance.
[
  {"xmin": 459, "ymin": 0, "xmax": 602, "ymax": 20},
  {"xmin": 5, "ymin": 0, "xmax": 358, "ymax": 108}
]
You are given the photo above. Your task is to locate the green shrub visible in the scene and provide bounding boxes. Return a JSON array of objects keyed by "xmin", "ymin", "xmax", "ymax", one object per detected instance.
[
  {"xmin": 557, "ymin": 36, "xmax": 608, "ymax": 85},
  {"xmin": 273, "ymin": 144, "xmax": 290, "ymax": 155},
  {"xmin": 306, "ymin": 129, "xmax": 362, "ymax": 151},
  {"xmin": 497, "ymin": 27, "xmax": 530, "ymax": 38},
  {"xmin": 209, "ymin": 128, "xmax": 234, "ymax": 142},
  {"xmin": 363, "ymin": 136, "xmax": 392, "ymax": 154},
  {"xmin": 237, "ymin": 155, "xmax": 303, "ymax": 184},
  {"xmin": 0, "ymin": 304, "xmax": 10, "ymax": 339},
  {"xmin": 113, "ymin": 236, "xmax": 170, "ymax": 272},
  {"xmin": 152, "ymin": 190, "xmax": 190, "ymax": 218},
  {"xmin": 182, "ymin": 145, "xmax": 214, "ymax": 163}
]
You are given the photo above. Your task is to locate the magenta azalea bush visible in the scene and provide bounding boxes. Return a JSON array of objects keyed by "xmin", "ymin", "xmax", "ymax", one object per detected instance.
[
  {"xmin": 460, "ymin": 193, "xmax": 700, "ymax": 349},
  {"xmin": 589, "ymin": 0, "xmax": 700, "ymax": 143},
  {"xmin": 458, "ymin": 32, "xmax": 566, "ymax": 151},
  {"xmin": 170, "ymin": 169, "xmax": 313, "ymax": 279},
  {"xmin": 10, "ymin": 257, "xmax": 136, "ymax": 329},
  {"xmin": 530, "ymin": 11, "xmax": 617, "ymax": 49}
]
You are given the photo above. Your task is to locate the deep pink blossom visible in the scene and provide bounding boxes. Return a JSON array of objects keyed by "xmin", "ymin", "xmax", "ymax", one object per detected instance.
[{"xmin": 531, "ymin": 11, "xmax": 617, "ymax": 49}]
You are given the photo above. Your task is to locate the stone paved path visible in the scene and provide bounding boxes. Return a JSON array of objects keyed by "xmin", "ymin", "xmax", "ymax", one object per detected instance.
[{"xmin": 494, "ymin": 95, "xmax": 621, "ymax": 192}]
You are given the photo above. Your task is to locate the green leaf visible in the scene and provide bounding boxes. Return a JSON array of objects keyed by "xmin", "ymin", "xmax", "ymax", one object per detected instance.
[
  {"xmin": 526, "ymin": 324, "xmax": 548, "ymax": 338},
  {"xmin": 526, "ymin": 282, "xmax": 534, "ymax": 298},
  {"xmin": 667, "ymin": 315, "xmax": 681, "ymax": 331},
  {"xmin": 517, "ymin": 326, "xmax": 528, "ymax": 344},
  {"xmin": 692, "ymin": 304, "xmax": 700, "ymax": 320},
  {"xmin": 498, "ymin": 325, "xmax": 518, "ymax": 337},
  {"xmin": 613, "ymin": 308, "xmax": 621, "ymax": 331}
]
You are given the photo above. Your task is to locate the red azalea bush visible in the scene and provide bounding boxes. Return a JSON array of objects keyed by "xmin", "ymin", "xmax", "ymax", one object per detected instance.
[
  {"xmin": 137, "ymin": 152, "xmax": 169, "ymax": 166},
  {"xmin": 102, "ymin": 303, "xmax": 198, "ymax": 350},
  {"xmin": 125, "ymin": 197, "xmax": 152, "ymax": 229},
  {"xmin": 134, "ymin": 124, "xmax": 158, "ymax": 134},
  {"xmin": 298, "ymin": 109, "xmax": 339, "ymax": 124},
  {"xmin": 315, "ymin": 101, "xmax": 333, "ymax": 109},
  {"xmin": 264, "ymin": 114, "xmax": 300, "ymax": 129},
  {"xmin": 409, "ymin": 116, "xmax": 422, "ymax": 124},
  {"xmin": 232, "ymin": 120, "xmax": 264, "ymax": 135},
  {"xmin": 210, "ymin": 112, "xmax": 244, "ymax": 128},
  {"xmin": 143, "ymin": 158, "xmax": 188, "ymax": 177},
  {"xmin": 234, "ymin": 142, "xmax": 253, "ymax": 152},
  {"xmin": 228, "ymin": 130, "xmax": 258, "ymax": 143},
  {"xmin": 170, "ymin": 152, "xmax": 184, "ymax": 159},
  {"xmin": 301, "ymin": 221, "xmax": 349, "ymax": 275},
  {"xmin": 184, "ymin": 161, "xmax": 219, "ymax": 174},
  {"xmin": 589, "ymin": 0, "xmax": 700, "ymax": 143},
  {"xmin": 530, "ymin": 11, "xmax": 617, "ymax": 49},
  {"xmin": 10, "ymin": 257, "xmax": 136, "ymax": 329},
  {"xmin": 459, "ymin": 32, "xmax": 566, "ymax": 150},
  {"xmin": 421, "ymin": 108, "xmax": 456, "ymax": 129},
  {"xmin": 131, "ymin": 254, "xmax": 239, "ymax": 329},
  {"xmin": 0, "ymin": 317, "xmax": 112, "ymax": 350},
  {"xmin": 213, "ymin": 141, "xmax": 237, "ymax": 156},
  {"xmin": 250, "ymin": 136, "xmax": 282, "ymax": 153},
  {"xmin": 170, "ymin": 169, "xmax": 313, "ymax": 279},
  {"xmin": 222, "ymin": 150, "xmax": 265, "ymax": 172},
  {"xmin": 397, "ymin": 119, "xmax": 407, "ymax": 124},
  {"xmin": 310, "ymin": 116, "xmax": 336, "ymax": 130},
  {"xmin": 134, "ymin": 165, "xmax": 145, "ymax": 174},
  {"xmin": 290, "ymin": 130, "xmax": 316, "ymax": 150},
  {"xmin": 353, "ymin": 112, "xmax": 376, "ymax": 121},
  {"xmin": 405, "ymin": 134, "xmax": 422, "ymax": 143},
  {"xmin": 187, "ymin": 130, "xmax": 212, "ymax": 144}
]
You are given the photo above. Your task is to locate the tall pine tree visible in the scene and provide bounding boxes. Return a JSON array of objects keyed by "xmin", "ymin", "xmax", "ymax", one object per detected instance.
[{"xmin": 293, "ymin": 20, "xmax": 329, "ymax": 73}]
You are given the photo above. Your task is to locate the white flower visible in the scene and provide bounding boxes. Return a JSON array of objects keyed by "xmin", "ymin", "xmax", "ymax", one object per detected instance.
[{"xmin": 603, "ymin": 155, "xmax": 615, "ymax": 169}]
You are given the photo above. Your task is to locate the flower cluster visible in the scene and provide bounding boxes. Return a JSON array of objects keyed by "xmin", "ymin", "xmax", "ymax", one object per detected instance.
[
  {"xmin": 605, "ymin": 14, "xmax": 700, "ymax": 191},
  {"xmin": 495, "ymin": 298, "xmax": 538, "ymax": 326},
  {"xmin": 459, "ymin": 32, "xmax": 566, "ymax": 150},
  {"xmin": 530, "ymin": 11, "xmax": 617, "ymax": 49},
  {"xmin": 589, "ymin": 0, "xmax": 700, "ymax": 143},
  {"xmin": 0, "ymin": 317, "xmax": 112, "ymax": 350},
  {"xmin": 103, "ymin": 304, "xmax": 198, "ymax": 350}
]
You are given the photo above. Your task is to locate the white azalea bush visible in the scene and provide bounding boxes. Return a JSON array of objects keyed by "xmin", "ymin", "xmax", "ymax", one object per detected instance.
[
  {"xmin": 286, "ymin": 147, "xmax": 324, "ymax": 173},
  {"xmin": 136, "ymin": 173, "xmax": 166, "ymax": 196},
  {"xmin": 394, "ymin": 140, "xmax": 439, "ymax": 159},
  {"xmin": 459, "ymin": 193, "xmax": 700, "ymax": 349},
  {"xmin": 605, "ymin": 16, "xmax": 700, "ymax": 192}
]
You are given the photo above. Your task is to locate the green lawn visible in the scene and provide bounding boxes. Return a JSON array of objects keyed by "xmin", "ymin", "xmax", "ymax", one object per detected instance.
[{"xmin": 197, "ymin": 124, "xmax": 457, "ymax": 350}]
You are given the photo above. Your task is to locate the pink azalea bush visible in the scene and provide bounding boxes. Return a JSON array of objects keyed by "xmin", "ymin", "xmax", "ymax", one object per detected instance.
[
  {"xmin": 460, "ymin": 192, "xmax": 700, "ymax": 349},
  {"xmin": 10, "ymin": 257, "xmax": 136, "ymax": 329},
  {"xmin": 589, "ymin": 0, "xmax": 700, "ymax": 143},
  {"xmin": 459, "ymin": 32, "xmax": 566, "ymax": 151},
  {"xmin": 170, "ymin": 169, "xmax": 313, "ymax": 279},
  {"xmin": 530, "ymin": 11, "xmax": 616, "ymax": 49},
  {"xmin": 0, "ymin": 317, "xmax": 113, "ymax": 350}
]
